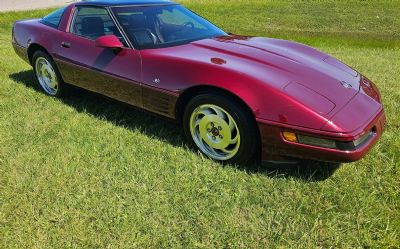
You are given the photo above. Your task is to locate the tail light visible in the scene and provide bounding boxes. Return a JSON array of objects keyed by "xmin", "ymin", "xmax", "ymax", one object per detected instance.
[
  {"xmin": 12, "ymin": 23, "xmax": 16, "ymax": 42},
  {"xmin": 361, "ymin": 76, "xmax": 381, "ymax": 102}
]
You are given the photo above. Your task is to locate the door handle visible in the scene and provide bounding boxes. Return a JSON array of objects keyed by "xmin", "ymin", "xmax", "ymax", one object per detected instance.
[{"xmin": 61, "ymin": 42, "xmax": 71, "ymax": 48}]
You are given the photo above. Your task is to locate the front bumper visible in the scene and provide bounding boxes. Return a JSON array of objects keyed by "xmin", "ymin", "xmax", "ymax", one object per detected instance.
[{"xmin": 257, "ymin": 109, "xmax": 386, "ymax": 163}]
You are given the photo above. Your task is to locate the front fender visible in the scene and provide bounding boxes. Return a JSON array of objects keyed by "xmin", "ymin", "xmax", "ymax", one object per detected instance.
[{"xmin": 140, "ymin": 48, "xmax": 328, "ymax": 130}]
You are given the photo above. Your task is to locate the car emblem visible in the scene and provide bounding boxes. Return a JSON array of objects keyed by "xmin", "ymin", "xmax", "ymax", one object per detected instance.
[
  {"xmin": 340, "ymin": 81, "xmax": 352, "ymax": 88},
  {"xmin": 153, "ymin": 78, "xmax": 160, "ymax": 84}
]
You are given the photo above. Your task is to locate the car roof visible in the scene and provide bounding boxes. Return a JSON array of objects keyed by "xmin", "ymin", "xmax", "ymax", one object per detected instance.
[{"xmin": 75, "ymin": 0, "xmax": 176, "ymax": 7}]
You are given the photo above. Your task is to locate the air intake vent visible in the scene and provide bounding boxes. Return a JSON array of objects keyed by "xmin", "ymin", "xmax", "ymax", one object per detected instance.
[{"xmin": 142, "ymin": 87, "xmax": 177, "ymax": 118}]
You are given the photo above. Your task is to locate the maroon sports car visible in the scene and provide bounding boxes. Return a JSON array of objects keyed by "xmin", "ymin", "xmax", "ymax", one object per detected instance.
[{"xmin": 12, "ymin": 0, "xmax": 385, "ymax": 165}]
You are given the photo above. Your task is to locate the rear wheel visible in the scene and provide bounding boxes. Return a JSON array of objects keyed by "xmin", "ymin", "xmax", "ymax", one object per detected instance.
[
  {"xmin": 183, "ymin": 93, "xmax": 259, "ymax": 165},
  {"xmin": 32, "ymin": 51, "xmax": 64, "ymax": 97}
]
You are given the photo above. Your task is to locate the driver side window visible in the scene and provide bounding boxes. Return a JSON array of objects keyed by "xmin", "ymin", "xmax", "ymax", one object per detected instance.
[{"xmin": 70, "ymin": 6, "xmax": 127, "ymax": 46}]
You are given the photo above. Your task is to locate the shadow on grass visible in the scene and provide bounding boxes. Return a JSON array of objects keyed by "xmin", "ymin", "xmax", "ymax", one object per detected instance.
[{"xmin": 10, "ymin": 70, "xmax": 340, "ymax": 181}]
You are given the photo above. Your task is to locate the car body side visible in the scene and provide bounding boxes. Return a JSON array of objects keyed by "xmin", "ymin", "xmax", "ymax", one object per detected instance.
[{"xmin": 12, "ymin": 2, "xmax": 385, "ymax": 163}]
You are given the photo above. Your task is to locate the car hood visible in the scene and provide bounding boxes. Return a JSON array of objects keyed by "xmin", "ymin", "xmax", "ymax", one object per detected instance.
[{"xmin": 191, "ymin": 35, "xmax": 361, "ymax": 117}]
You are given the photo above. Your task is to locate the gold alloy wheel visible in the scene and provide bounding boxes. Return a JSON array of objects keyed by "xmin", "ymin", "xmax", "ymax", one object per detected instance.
[
  {"xmin": 189, "ymin": 104, "xmax": 241, "ymax": 160},
  {"xmin": 35, "ymin": 57, "xmax": 58, "ymax": 95}
]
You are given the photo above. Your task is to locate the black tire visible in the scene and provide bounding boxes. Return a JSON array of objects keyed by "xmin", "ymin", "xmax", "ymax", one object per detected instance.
[
  {"xmin": 183, "ymin": 93, "xmax": 260, "ymax": 165},
  {"xmin": 32, "ymin": 50, "xmax": 65, "ymax": 97}
]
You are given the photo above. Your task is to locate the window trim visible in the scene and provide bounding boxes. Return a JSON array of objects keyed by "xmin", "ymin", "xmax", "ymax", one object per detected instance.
[
  {"xmin": 108, "ymin": 3, "xmax": 178, "ymax": 8},
  {"xmin": 40, "ymin": 7, "xmax": 67, "ymax": 29},
  {"xmin": 67, "ymin": 5, "xmax": 132, "ymax": 49},
  {"xmin": 110, "ymin": 4, "xmax": 226, "ymax": 50},
  {"xmin": 107, "ymin": 6, "xmax": 134, "ymax": 49}
]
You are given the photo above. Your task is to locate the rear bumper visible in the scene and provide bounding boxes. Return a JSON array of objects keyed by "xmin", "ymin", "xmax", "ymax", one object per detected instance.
[
  {"xmin": 257, "ymin": 109, "xmax": 385, "ymax": 163},
  {"xmin": 12, "ymin": 42, "xmax": 30, "ymax": 64}
]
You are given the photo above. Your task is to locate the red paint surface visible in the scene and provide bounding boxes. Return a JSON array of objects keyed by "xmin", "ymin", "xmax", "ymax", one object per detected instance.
[
  {"xmin": 95, "ymin": 35, "xmax": 124, "ymax": 48},
  {"xmin": 11, "ymin": 1, "xmax": 385, "ymax": 163}
]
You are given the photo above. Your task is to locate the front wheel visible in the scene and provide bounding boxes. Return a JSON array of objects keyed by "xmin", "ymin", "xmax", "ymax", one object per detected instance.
[{"xmin": 183, "ymin": 93, "xmax": 259, "ymax": 165}]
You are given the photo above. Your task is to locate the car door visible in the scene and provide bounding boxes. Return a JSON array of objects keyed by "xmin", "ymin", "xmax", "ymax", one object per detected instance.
[{"xmin": 54, "ymin": 5, "xmax": 142, "ymax": 107}]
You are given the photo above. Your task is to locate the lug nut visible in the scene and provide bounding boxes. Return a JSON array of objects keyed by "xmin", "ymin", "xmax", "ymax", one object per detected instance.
[
  {"xmin": 207, "ymin": 128, "xmax": 211, "ymax": 132},
  {"xmin": 219, "ymin": 135, "xmax": 223, "ymax": 139},
  {"xmin": 212, "ymin": 136, "xmax": 216, "ymax": 140},
  {"xmin": 218, "ymin": 126, "xmax": 222, "ymax": 130},
  {"xmin": 211, "ymin": 122, "xmax": 214, "ymax": 127}
]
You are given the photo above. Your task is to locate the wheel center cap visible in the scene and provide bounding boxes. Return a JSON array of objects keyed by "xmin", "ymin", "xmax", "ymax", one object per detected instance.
[
  {"xmin": 198, "ymin": 114, "xmax": 231, "ymax": 150},
  {"xmin": 211, "ymin": 127, "xmax": 219, "ymax": 136}
]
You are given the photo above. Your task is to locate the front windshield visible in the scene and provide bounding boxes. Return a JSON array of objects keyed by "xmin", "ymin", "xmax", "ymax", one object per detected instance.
[{"xmin": 112, "ymin": 4, "xmax": 226, "ymax": 49}]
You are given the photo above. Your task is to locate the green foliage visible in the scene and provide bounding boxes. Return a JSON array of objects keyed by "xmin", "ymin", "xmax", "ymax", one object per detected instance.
[{"xmin": 0, "ymin": 1, "xmax": 399, "ymax": 247}]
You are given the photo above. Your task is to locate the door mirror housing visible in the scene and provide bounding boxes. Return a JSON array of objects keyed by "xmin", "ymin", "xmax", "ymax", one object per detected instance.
[{"xmin": 95, "ymin": 35, "xmax": 124, "ymax": 49}]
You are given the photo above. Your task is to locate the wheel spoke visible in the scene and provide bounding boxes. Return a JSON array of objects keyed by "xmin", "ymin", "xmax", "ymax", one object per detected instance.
[
  {"xmin": 228, "ymin": 118, "xmax": 236, "ymax": 132},
  {"xmin": 194, "ymin": 117, "xmax": 202, "ymax": 128},
  {"xmin": 204, "ymin": 141, "xmax": 219, "ymax": 155},
  {"xmin": 221, "ymin": 148, "xmax": 233, "ymax": 154},
  {"xmin": 230, "ymin": 135, "xmax": 239, "ymax": 145},
  {"xmin": 210, "ymin": 106, "xmax": 227, "ymax": 121},
  {"xmin": 41, "ymin": 67, "xmax": 46, "ymax": 77},
  {"xmin": 198, "ymin": 108, "xmax": 213, "ymax": 116}
]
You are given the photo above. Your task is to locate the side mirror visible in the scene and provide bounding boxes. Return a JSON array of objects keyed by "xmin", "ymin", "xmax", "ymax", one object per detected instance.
[{"xmin": 95, "ymin": 35, "xmax": 123, "ymax": 49}]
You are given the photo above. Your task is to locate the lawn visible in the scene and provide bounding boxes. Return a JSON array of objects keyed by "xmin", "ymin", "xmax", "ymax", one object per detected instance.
[{"xmin": 0, "ymin": 0, "xmax": 399, "ymax": 248}]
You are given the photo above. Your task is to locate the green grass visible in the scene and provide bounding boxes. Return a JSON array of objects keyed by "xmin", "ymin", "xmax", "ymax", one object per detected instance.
[{"xmin": 1, "ymin": 1, "xmax": 399, "ymax": 248}]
